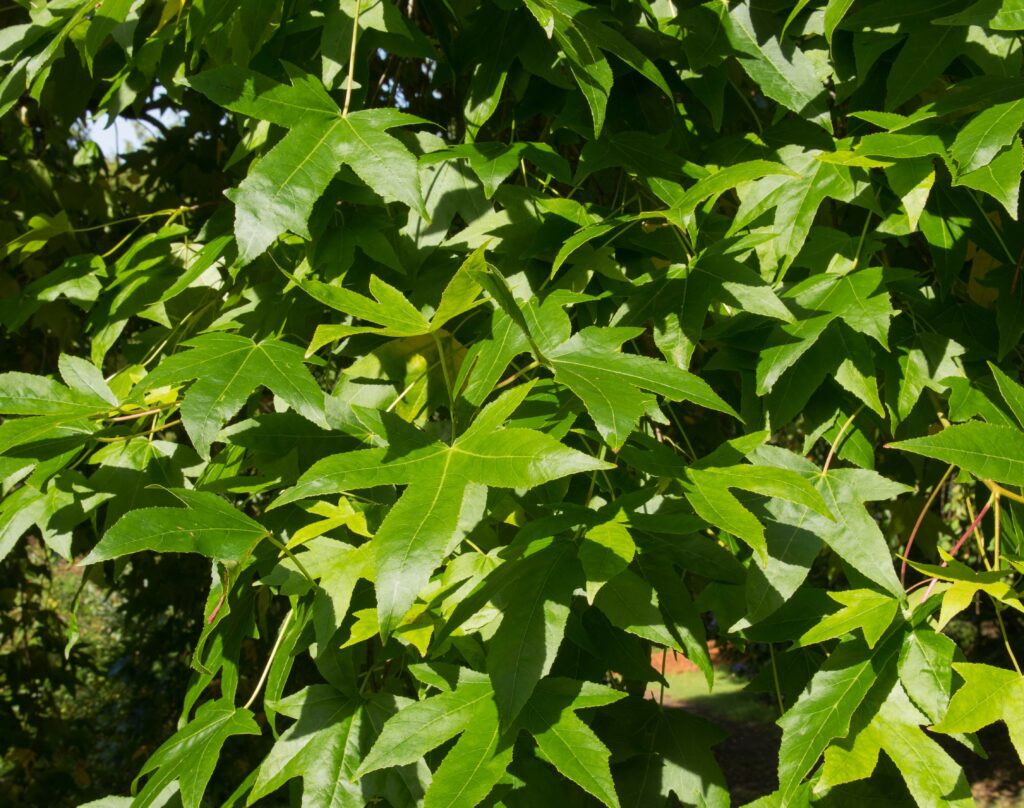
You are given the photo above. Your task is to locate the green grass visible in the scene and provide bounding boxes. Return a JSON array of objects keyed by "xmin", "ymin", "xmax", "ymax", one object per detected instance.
[{"xmin": 661, "ymin": 668, "xmax": 776, "ymax": 724}]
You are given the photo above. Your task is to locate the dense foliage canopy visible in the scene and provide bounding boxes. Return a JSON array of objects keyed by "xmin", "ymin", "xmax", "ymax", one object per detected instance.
[{"xmin": 2, "ymin": 0, "xmax": 1024, "ymax": 805}]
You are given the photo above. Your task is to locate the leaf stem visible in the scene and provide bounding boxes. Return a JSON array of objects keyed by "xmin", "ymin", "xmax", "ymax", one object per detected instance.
[
  {"xmin": 852, "ymin": 209, "xmax": 873, "ymax": 270},
  {"xmin": 901, "ymin": 464, "xmax": 954, "ymax": 585},
  {"xmin": 984, "ymin": 480, "xmax": 1024, "ymax": 505},
  {"xmin": 267, "ymin": 533, "xmax": 316, "ymax": 587},
  {"xmin": 729, "ymin": 79, "xmax": 762, "ymax": 135},
  {"xmin": 107, "ymin": 406, "xmax": 172, "ymax": 422},
  {"xmin": 769, "ymin": 642, "xmax": 785, "ymax": 716},
  {"xmin": 923, "ymin": 494, "xmax": 994, "ymax": 600},
  {"xmin": 992, "ymin": 601, "xmax": 1022, "ymax": 675},
  {"xmin": 96, "ymin": 419, "xmax": 181, "ymax": 442},
  {"xmin": 964, "ymin": 494, "xmax": 992, "ymax": 572},
  {"xmin": 432, "ymin": 331, "xmax": 457, "ymax": 438},
  {"xmin": 664, "ymin": 403, "xmax": 697, "ymax": 461},
  {"xmin": 969, "ymin": 191, "xmax": 1015, "ymax": 265},
  {"xmin": 342, "ymin": 0, "xmax": 363, "ymax": 117},
  {"xmin": 385, "ymin": 359, "xmax": 441, "ymax": 413},
  {"xmin": 243, "ymin": 609, "xmax": 293, "ymax": 710},
  {"xmin": 821, "ymin": 405, "xmax": 863, "ymax": 475},
  {"xmin": 495, "ymin": 359, "xmax": 540, "ymax": 389},
  {"xmin": 994, "ymin": 493, "xmax": 1002, "ymax": 570}
]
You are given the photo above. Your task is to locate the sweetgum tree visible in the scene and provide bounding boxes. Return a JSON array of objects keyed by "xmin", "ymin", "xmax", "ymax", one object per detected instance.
[{"xmin": 2, "ymin": 0, "xmax": 1024, "ymax": 805}]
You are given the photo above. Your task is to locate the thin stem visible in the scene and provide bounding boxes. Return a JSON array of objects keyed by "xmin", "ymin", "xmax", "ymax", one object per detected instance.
[
  {"xmin": 665, "ymin": 403, "xmax": 696, "ymax": 461},
  {"xmin": 495, "ymin": 359, "xmax": 540, "ymax": 389},
  {"xmin": 769, "ymin": 643, "xmax": 785, "ymax": 716},
  {"xmin": 243, "ymin": 610, "xmax": 293, "ymax": 710},
  {"xmin": 100, "ymin": 219, "xmax": 150, "ymax": 259},
  {"xmin": 96, "ymin": 419, "xmax": 181, "ymax": 442},
  {"xmin": 432, "ymin": 331, "xmax": 457, "ymax": 438},
  {"xmin": 342, "ymin": 0, "xmax": 363, "ymax": 117},
  {"xmin": 821, "ymin": 405, "xmax": 863, "ymax": 475},
  {"xmin": 852, "ymin": 210, "xmax": 873, "ymax": 270},
  {"xmin": 729, "ymin": 79, "xmax": 763, "ymax": 135},
  {"xmin": 901, "ymin": 464, "xmax": 955, "ymax": 585},
  {"xmin": 970, "ymin": 191, "xmax": 1015, "ymax": 265},
  {"xmin": 66, "ymin": 208, "xmax": 180, "ymax": 234},
  {"xmin": 573, "ymin": 441, "xmax": 608, "ymax": 530},
  {"xmin": 923, "ymin": 494, "xmax": 994, "ymax": 600},
  {"xmin": 994, "ymin": 494, "xmax": 1002, "ymax": 570},
  {"xmin": 993, "ymin": 602, "xmax": 1022, "ymax": 675},
  {"xmin": 386, "ymin": 359, "xmax": 441, "ymax": 413},
  {"xmin": 107, "ymin": 406, "xmax": 171, "ymax": 422},
  {"xmin": 985, "ymin": 480, "xmax": 1024, "ymax": 505},
  {"xmin": 964, "ymin": 494, "xmax": 991, "ymax": 572},
  {"xmin": 267, "ymin": 533, "xmax": 316, "ymax": 586}
]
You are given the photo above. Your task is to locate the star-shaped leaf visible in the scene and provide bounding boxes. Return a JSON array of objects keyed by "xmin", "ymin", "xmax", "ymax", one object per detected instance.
[
  {"xmin": 139, "ymin": 332, "xmax": 328, "ymax": 458},
  {"xmin": 273, "ymin": 383, "xmax": 610, "ymax": 637},
  {"xmin": 189, "ymin": 66, "xmax": 426, "ymax": 263},
  {"xmin": 250, "ymin": 685, "xmax": 366, "ymax": 807},
  {"xmin": 132, "ymin": 699, "xmax": 259, "ymax": 808},
  {"xmin": 469, "ymin": 263, "xmax": 737, "ymax": 448},
  {"xmin": 83, "ymin": 489, "xmax": 267, "ymax": 565},
  {"xmin": 933, "ymin": 662, "xmax": 1024, "ymax": 762}
]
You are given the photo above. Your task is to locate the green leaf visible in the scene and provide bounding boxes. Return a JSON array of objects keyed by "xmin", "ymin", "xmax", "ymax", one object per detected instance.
[
  {"xmin": 819, "ymin": 681, "xmax": 974, "ymax": 806},
  {"xmin": 140, "ymin": 332, "xmax": 328, "ymax": 458},
  {"xmin": 487, "ymin": 539, "xmax": 582, "ymax": 722},
  {"xmin": 890, "ymin": 420, "xmax": 1024, "ymax": 485},
  {"xmin": 0, "ymin": 485, "xmax": 47, "ymax": 563},
  {"xmin": 355, "ymin": 669, "xmax": 494, "ymax": 776},
  {"xmin": 301, "ymin": 248, "xmax": 486, "ymax": 354},
  {"xmin": 187, "ymin": 65, "xmax": 339, "ymax": 127},
  {"xmin": 682, "ymin": 471, "xmax": 769, "ymax": 560},
  {"xmin": 251, "ymin": 686, "xmax": 365, "ymax": 807},
  {"xmin": 521, "ymin": 678, "xmax": 626, "ymax": 808},
  {"xmin": 275, "ymin": 392, "xmax": 610, "ymax": 638},
  {"xmin": 950, "ymin": 98, "xmax": 1024, "ymax": 174},
  {"xmin": 797, "ymin": 589, "xmax": 899, "ymax": 648},
  {"xmin": 990, "ymin": 362, "xmax": 1024, "ymax": 427},
  {"xmin": 0, "ymin": 415, "xmax": 97, "ymax": 457},
  {"xmin": 898, "ymin": 628, "xmax": 956, "ymax": 723},
  {"xmin": 933, "ymin": 662, "xmax": 1024, "ymax": 761},
  {"xmin": 58, "ymin": 354, "xmax": 118, "ymax": 406},
  {"xmin": 522, "ymin": 0, "xmax": 670, "ymax": 136},
  {"xmin": 813, "ymin": 470, "xmax": 908, "ymax": 597},
  {"xmin": 593, "ymin": 568, "xmax": 684, "ymax": 652},
  {"xmin": 0, "ymin": 371, "xmax": 110, "ymax": 416},
  {"xmin": 824, "ymin": 0, "xmax": 856, "ymax": 44},
  {"xmin": 716, "ymin": 2, "xmax": 830, "ymax": 130},
  {"xmin": 616, "ymin": 701, "xmax": 730, "ymax": 807},
  {"xmin": 666, "ymin": 161, "xmax": 796, "ymax": 217},
  {"xmin": 133, "ymin": 699, "xmax": 259, "ymax": 808},
  {"xmin": 422, "ymin": 702, "xmax": 512, "ymax": 808},
  {"xmin": 225, "ymin": 108, "xmax": 426, "ymax": 263},
  {"xmin": 884, "ymin": 157, "xmax": 936, "ymax": 231},
  {"xmin": 953, "ymin": 137, "xmax": 1024, "ymax": 217},
  {"xmin": 547, "ymin": 327, "xmax": 737, "ymax": 449},
  {"xmin": 936, "ymin": 0, "xmax": 1024, "ymax": 30},
  {"xmin": 905, "ymin": 549, "xmax": 1024, "ymax": 629},
  {"xmin": 83, "ymin": 490, "xmax": 267, "ymax": 565},
  {"xmin": 579, "ymin": 520, "xmax": 635, "ymax": 603},
  {"xmin": 777, "ymin": 637, "xmax": 898, "ymax": 801},
  {"xmin": 885, "ymin": 27, "xmax": 965, "ymax": 110}
]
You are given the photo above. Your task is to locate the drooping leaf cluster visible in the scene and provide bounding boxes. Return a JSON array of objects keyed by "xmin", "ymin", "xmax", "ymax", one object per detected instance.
[{"xmin": 2, "ymin": 0, "xmax": 1024, "ymax": 806}]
